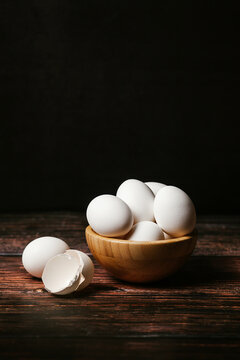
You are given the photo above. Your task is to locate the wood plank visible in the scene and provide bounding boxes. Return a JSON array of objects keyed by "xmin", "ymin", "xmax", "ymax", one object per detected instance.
[
  {"xmin": 0, "ymin": 213, "xmax": 239, "ymax": 255},
  {"xmin": 0, "ymin": 337, "xmax": 239, "ymax": 360},
  {"xmin": 0, "ymin": 214, "xmax": 239, "ymax": 359},
  {"xmin": 0, "ymin": 256, "xmax": 239, "ymax": 339},
  {"xmin": 196, "ymin": 215, "xmax": 240, "ymax": 256},
  {"xmin": 0, "ymin": 212, "xmax": 89, "ymax": 255}
]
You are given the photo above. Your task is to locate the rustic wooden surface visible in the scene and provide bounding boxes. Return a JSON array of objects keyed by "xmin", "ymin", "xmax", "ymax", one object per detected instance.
[{"xmin": 0, "ymin": 213, "xmax": 239, "ymax": 359}]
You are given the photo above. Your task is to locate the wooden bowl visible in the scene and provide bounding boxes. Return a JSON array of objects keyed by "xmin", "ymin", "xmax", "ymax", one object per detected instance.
[{"xmin": 85, "ymin": 226, "xmax": 197, "ymax": 283}]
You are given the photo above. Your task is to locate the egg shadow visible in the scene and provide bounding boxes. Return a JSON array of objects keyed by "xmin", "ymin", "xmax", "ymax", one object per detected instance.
[
  {"xmin": 137, "ymin": 255, "xmax": 239, "ymax": 289},
  {"xmin": 98, "ymin": 255, "xmax": 239, "ymax": 290},
  {"xmin": 57, "ymin": 283, "xmax": 118, "ymax": 298},
  {"xmin": 51, "ymin": 255, "xmax": 239, "ymax": 297}
]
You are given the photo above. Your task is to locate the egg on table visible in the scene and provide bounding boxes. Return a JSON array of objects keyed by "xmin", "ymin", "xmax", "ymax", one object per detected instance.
[
  {"xmin": 154, "ymin": 185, "xmax": 196, "ymax": 237},
  {"xmin": 22, "ymin": 236, "xmax": 95, "ymax": 295},
  {"xmin": 86, "ymin": 194, "xmax": 133, "ymax": 237},
  {"xmin": 22, "ymin": 236, "xmax": 69, "ymax": 278},
  {"xmin": 116, "ymin": 179, "xmax": 155, "ymax": 223}
]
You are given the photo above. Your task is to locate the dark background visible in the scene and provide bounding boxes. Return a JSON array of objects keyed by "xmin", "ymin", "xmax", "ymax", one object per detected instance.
[{"xmin": 0, "ymin": 1, "xmax": 239, "ymax": 214}]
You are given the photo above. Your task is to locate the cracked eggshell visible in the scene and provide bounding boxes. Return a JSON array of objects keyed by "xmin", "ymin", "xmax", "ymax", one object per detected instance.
[
  {"xmin": 86, "ymin": 194, "xmax": 133, "ymax": 237},
  {"xmin": 145, "ymin": 182, "xmax": 166, "ymax": 196},
  {"xmin": 117, "ymin": 179, "xmax": 155, "ymax": 223},
  {"xmin": 65, "ymin": 250, "xmax": 94, "ymax": 291},
  {"xmin": 42, "ymin": 251, "xmax": 84, "ymax": 295},
  {"xmin": 22, "ymin": 236, "xmax": 69, "ymax": 278},
  {"xmin": 42, "ymin": 250, "xmax": 94, "ymax": 295},
  {"xmin": 125, "ymin": 221, "xmax": 164, "ymax": 241},
  {"xmin": 154, "ymin": 186, "xmax": 196, "ymax": 237}
]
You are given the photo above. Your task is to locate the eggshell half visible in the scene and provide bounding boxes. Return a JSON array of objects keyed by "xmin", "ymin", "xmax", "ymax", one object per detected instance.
[
  {"xmin": 42, "ymin": 250, "xmax": 94, "ymax": 295},
  {"xmin": 65, "ymin": 250, "xmax": 94, "ymax": 291}
]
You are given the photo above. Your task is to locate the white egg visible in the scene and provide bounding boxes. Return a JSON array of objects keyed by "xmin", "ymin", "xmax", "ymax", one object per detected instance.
[
  {"xmin": 154, "ymin": 186, "xmax": 196, "ymax": 237},
  {"xmin": 125, "ymin": 221, "xmax": 164, "ymax": 241},
  {"xmin": 86, "ymin": 194, "xmax": 133, "ymax": 237},
  {"xmin": 22, "ymin": 236, "xmax": 69, "ymax": 278},
  {"xmin": 145, "ymin": 181, "xmax": 166, "ymax": 196},
  {"xmin": 163, "ymin": 231, "xmax": 175, "ymax": 240},
  {"xmin": 42, "ymin": 249, "xmax": 94, "ymax": 295},
  {"xmin": 116, "ymin": 179, "xmax": 155, "ymax": 223}
]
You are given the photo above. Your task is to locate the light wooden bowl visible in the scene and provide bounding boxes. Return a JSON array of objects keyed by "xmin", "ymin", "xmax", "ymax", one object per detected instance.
[{"xmin": 85, "ymin": 226, "xmax": 197, "ymax": 283}]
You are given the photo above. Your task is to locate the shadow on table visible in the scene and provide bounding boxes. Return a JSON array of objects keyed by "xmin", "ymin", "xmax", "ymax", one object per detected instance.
[
  {"xmin": 63, "ymin": 255, "xmax": 239, "ymax": 297},
  {"xmin": 142, "ymin": 255, "xmax": 239, "ymax": 289}
]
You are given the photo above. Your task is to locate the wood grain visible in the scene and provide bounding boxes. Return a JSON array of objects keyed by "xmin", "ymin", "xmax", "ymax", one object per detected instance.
[
  {"xmin": 0, "ymin": 213, "xmax": 239, "ymax": 255},
  {"xmin": 0, "ymin": 338, "xmax": 239, "ymax": 360},
  {"xmin": 0, "ymin": 256, "xmax": 240, "ymax": 338},
  {"xmin": 0, "ymin": 213, "xmax": 239, "ymax": 359},
  {"xmin": 0, "ymin": 212, "xmax": 88, "ymax": 255}
]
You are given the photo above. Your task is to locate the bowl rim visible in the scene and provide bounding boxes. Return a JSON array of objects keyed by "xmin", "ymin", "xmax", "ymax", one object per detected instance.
[{"xmin": 85, "ymin": 225, "xmax": 197, "ymax": 246}]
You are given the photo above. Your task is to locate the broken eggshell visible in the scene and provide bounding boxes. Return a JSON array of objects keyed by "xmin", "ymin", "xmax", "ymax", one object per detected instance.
[
  {"xmin": 65, "ymin": 250, "xmax": 94, "ymax": 291},
  {"xmin": 42, "ymin": 249, "xmax": 94, "ymax": 295}
]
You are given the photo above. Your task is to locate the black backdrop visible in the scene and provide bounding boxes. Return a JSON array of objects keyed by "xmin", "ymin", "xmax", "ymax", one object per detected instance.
[{"xmin": 0, "ymin": 1, "xmax": 239, "ymax": 214}]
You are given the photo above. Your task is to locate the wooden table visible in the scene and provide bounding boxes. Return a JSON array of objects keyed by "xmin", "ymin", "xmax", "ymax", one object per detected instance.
[{"xmin": 0, "ymin": 213, "xmax": 239, "ymax": 359}]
